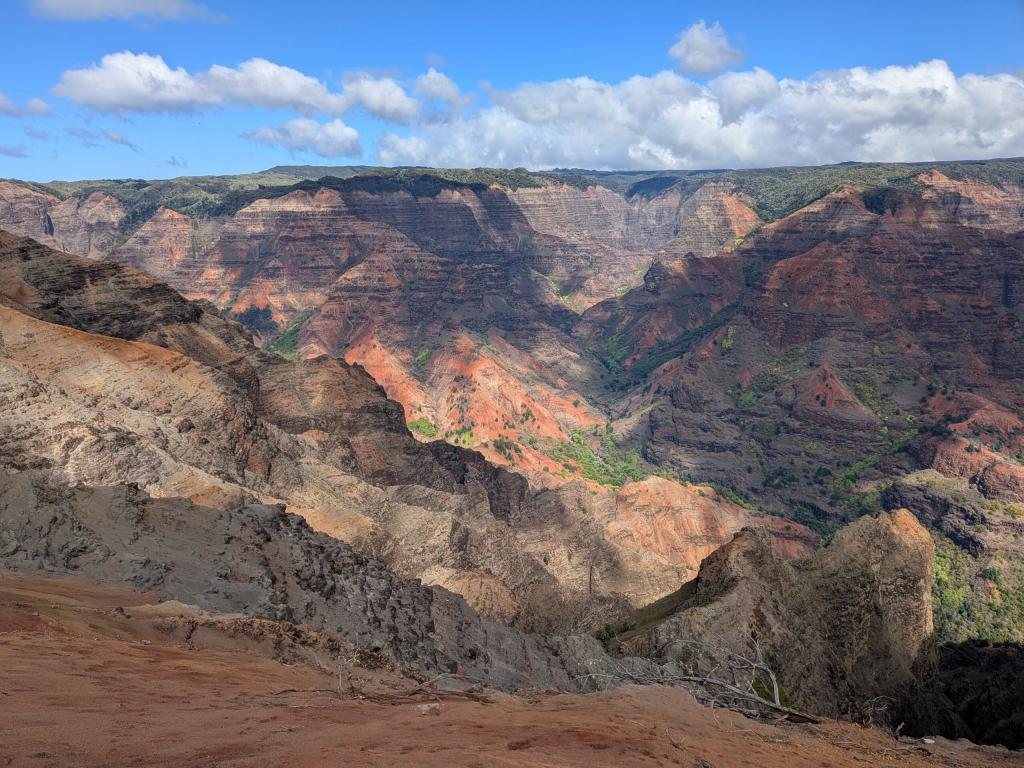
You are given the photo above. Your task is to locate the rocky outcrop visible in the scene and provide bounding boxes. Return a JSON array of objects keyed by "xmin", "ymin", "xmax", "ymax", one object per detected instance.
[
  {"xmin": 917, "ymin": 170, "xmax": 1024, "ymax": 233},
  {"xmin": 0, "ymin": 181, "xmax": 125, "ymax": 258},
  {"xmin": 775, "ymin": 363, "xmax": 881, "ymax": 429},
  {"xmin": 0, "ymin": 469, "xmax": 658, "ymax": 691},
  {"xmin": 619, "ymin": 510, "xmax": 935, "ymax": 719},
  {"xmin": 600, "ymin": 477, "xmax": 815, "ymax": 604}
]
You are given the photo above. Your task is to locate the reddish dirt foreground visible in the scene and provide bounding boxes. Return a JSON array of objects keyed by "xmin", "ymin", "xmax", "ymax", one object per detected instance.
[{"xmin": 0, "ymin": 573, "xmax": 1020, "ymax": 768}]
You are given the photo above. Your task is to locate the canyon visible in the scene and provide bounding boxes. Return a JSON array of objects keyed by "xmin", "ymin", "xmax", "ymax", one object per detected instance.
[
  {"xmin": 1, "ymin": 158, "xmax": 1023, "ymax": 755},
  {"xmin": 3, "ymin": 160, "xmax": 1023, "ymax": 644}
]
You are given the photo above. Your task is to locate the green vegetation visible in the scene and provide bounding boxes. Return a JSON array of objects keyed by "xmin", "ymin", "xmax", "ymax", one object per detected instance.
[
  {"xmin": 851, "ymin": 381, "xmax": 883, "ymax": 417},
  {"xmin": 445, "ymin": 425, "xmax": 475, "ymax": 447},
  {"xmin": 707, "ymin": 483, "xmax": 752, "ymax": 509},
  {"xmin": 728, "ymin": 352, "xmax": 805, "ymax": 409},
  {"xmin": 412, "ymin": 347, "xmax": 432, "ymax": 367},
  {"xmin": 720, "ymin": 324, "xmax": 736, "ymax": 353},
  {"xmin": 544, "ymin": 430, "xmax": 648, "ymax": 489},
  {"xmin": 933, "ymin": 535, "xmax": 1024, "ymax": 644},
  {"xmin": 492, "ymin": 436, "xmax": 523, "ymax": 463},
  {"xmin": 598, "ymin": 335, "xmax": 629, "ymax": 373},
  {"xmin": 789, "ymin": 503, "xmax": 837, "ymax": 539},
  {"xmin": 264, "ymin": 309, "xmax": 314, "ymax": 360},
  {"xmin": 407, "ymin": 417, "xmax": 438, "ymax": 438},
  {"xmin": 627, "ymin": 310, "xmax": 733, "ymax": 380}
]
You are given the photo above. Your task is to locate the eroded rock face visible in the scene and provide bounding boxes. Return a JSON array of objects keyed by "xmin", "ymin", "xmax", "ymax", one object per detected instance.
[
  {"xmin": 0, "ymin": 182, "xmax": 125, "ymax": 259},
  {"xmin": 600, "ymin": 477, "xmax": 815, "ymax": 605},
  {"xmin": 620, "ymin": 510, "xmax": 935, "ymax": 719},
  {"xmin": 0, "ymin": 229, "xmax": 804, "ymax": 632},
  {"xmin": 0, "ymin": 177, "xmax": 761, "ymax": 475},
  {"xmin": 0, "ymin": 469, "xmax": 659, "ymax": 692}
]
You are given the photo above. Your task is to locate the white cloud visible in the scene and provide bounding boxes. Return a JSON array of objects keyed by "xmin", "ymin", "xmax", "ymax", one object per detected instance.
[
  {"xmin": 669, "ymin": 21, "xmax": 743, "ymax": 76},
  {"xmin": 709, "ymin": 67, "xmax": 778, "ymax": 124},
  {"xmin": 415, "ymin": 68, "xmax": 464, "ymax": 106},
  {"xmin": 204, "ymin": 58, "xmax": 348, "ymax": 114},
  {"xmin": 0, "ymin": 145, "xmax": 27, "ymax": 158},
  {"xmin": 339, "ymin": 73, "xmax": 420, "ymax": 123},
  {"xmin": 54, "ymin": 52, "xmax": 214, "ymax": 112},
  {"xmin": 0, "ymin": 93, "xmax": 50, "ymax": 117},
  {"xmin": 29, "ymin": 0, "xmax": 214, "ymax": 21},
  {"xmin": 53, "ymin": 52, "xmax": 421, "ymax": 122},
  {"xmin": 414, "ymin": 67, "xmax": 470, "ymax": 122},
  {"xmin": 246, "ymin": 118, "xmax": 361, "ymax": 158},
  {"xmin": 379, "ymin": 60, "xmax": 1024, "ymax": 170}
]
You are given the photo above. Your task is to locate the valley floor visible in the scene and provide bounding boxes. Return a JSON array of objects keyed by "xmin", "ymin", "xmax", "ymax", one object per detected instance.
[{"xmin": 0, "ymin": 574, "xmax": 1019, "ymax": 768}]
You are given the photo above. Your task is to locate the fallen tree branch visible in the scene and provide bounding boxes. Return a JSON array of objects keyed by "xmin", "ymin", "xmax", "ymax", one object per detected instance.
[{"xmin": 667, "ymin": 675, "xmax": 820, "ymax": 723}]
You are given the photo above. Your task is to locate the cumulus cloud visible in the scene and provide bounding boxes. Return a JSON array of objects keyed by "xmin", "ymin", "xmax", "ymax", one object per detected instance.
[
  {"xmin": 245, "ymin": 118, "xmax": 361, "ymax": 157},
  {"xmin": 415, "ymin": 68, "xmax": 464, "ymax": 106},
  {"xmin": 669, "ymin": 21, "xmax": 743, "ymax": 76},
  {"xmin": 29, "ymin": 0, "xmax": 215, "ymax": 21},
  {"xmin": 204, "ymin": 58, "xmax": 348, "ymax": 114},
  {"xmin": 379, "ymin": 60, "xmax": 1024, "ymax": 170},
  {"xmin": 709, "ymin": 67, "xmax": 778, "ymax": 124},
  {"xmin": 0, "ymin": 145, "xmax": 27, "ymax": 158},
  {"xmin": 53, "ymin": 52, "xmax": 422, "ymax": 122},
  {"xmin": 414, "ymin": 67, "xmax": 469, "ymax": 121},
  {"xmin": 339, "ymin": 73, "xmax": 420, "ymax": 123},
  {"xmin": 55, "ymin": 52, "xmax": 215, "ymax": 112},
  {"xmin": 0, "ymin": 94, "xmax": 50, "ymax": 117}
]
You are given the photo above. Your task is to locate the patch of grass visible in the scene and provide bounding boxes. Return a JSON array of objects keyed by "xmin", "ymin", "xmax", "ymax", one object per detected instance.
[
  {"xmin": 720, "ymin": 324, "xmax": 736, "ymax": 353},
  {"xmin": 445, "ymin": 425, "xmax": 475, "ymax": 447},
  {"xmin": 265, "ymin": 310, "xmax": 314, "ymax": 360},
  {"xmin": 852, "ymin": 381, "xmax": 883, "ymax": 416},
  {"xmin": 707, "ymin": 483, "xmax": 753, "ymax": 509},
  {"xmin": 412, "ymin": 347, "xmax": 432, "ymax": 367},
  {"xmin": 407, "ymin": 417, "xmax": 438, "ymax": 438}
]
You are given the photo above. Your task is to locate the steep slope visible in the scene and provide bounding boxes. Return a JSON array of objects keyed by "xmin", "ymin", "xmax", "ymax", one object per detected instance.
[
  {"xmin": 0, "ymin": 470, "xmax": 638, "ymax": 690},
  {"xmin": 0, "ymin": 229, "xmax": 807, "ymax": 630},
  {"xmin": 0, "ymin": 171, "xmax": 761, "ymax": 475}
]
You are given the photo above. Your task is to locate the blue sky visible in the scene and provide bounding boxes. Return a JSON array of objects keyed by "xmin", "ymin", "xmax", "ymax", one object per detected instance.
[{"xmin": 1, "ymin": 0, "xmax": 1023, "ymax": 181}]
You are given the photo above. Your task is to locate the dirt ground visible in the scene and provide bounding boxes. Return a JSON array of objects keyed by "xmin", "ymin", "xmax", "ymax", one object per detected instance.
[{"xmin": 0, "ymin": 573, "xmax": 1020, "ymax": 768}]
